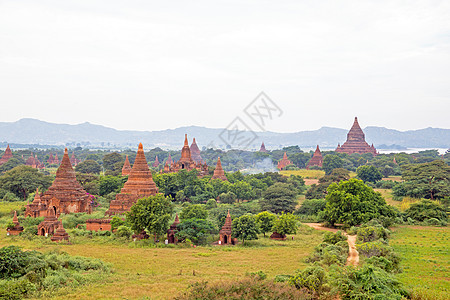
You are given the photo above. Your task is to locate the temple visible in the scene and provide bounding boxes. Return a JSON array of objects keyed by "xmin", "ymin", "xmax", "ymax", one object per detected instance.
[
  {"xmin": 50, "ymin": 220, "xmax": 70, "ymax": 242},
  {"xmin": 25, "ymin": 149, "xmax": 92, "ymax": 217},
  {"xmin": 26, "ymin": 153, "xmax": 44, "ymax": 169},
  {"xmin": 218, "ymin": 210, "xmax": 236, "ymax": 245},
  {"xmin": 0, "ymin": 145, "xmax": 13, "ymax": 165},
  {"xmin": 106, "ymin": 143, "xmax": 159, "ymax": 215},
  {"xmin": 86, "ymin": 219, "xmax": 112, "ymax": 231},
  {"xmin": 38, "ymin": 207, "xmax": 59, "ymax": 236},
  {"xmin": 122, "ymin": 155, "xmax": 132, "ymax": 176},
  {"xmin": 190, "ymin": 138, "xmax": 203, "ymax": 163},
  {"xmin": 70, "ymin": 152, "xmax": 80, "ymax": 166},
  {"xmin": 7, "ymin": 211, "xmax": 24, "ymax": 236},
  {"xmin": 152, "ymin": 155, "xmax": 160, "ymax": 168},
  {"xmin": 211, "ymin": 157, "xmax": 227, "ymax": 181},
  {"xmin": 167, "ymin": 214, "xmax": 180, "ymax": 244},
  {"xmin": 166, "ymin": 153, "xmax": 173, "ymax": 165},
  {"xmin": 335, "ymin": 117, "xmax": 377, "ymax": 155},
  {"xmin": 47, "ymin": 153, "xmax": 60, "ymax": 165},
  {"xmin": 163, "ymin": 135, "xmax": 208, "ymax": 176},
  {"xmin": 259, "ymin": 142, "xmax": 267, "ymax": 152},
  {"xmin": 306, "ymin": 145, "xmax": 323, "ymax": 169},
  {"xmin": 277, "ymin": 152, "xmax": 292, "ymax": 170}
]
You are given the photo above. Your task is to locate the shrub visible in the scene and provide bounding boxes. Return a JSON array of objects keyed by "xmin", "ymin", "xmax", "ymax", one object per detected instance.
[
  {"xmin": 289, "ymin": 265, "xmax": 328, "ymax": 295},
  {"xmin": 323, "ymin": 231, "xmax": 347, "ymax": 245},
  {"xmin": 356, "ymin": 226, "xmax": 390, "ymax": 243},
  {"xmin": 115, "ymin": 226, "xmax": 133, "ymax": 238},
  {"xmin": 205, "ymin": 199, "xmax": 217, "ymax": 209},
  {"xmin": 0, "ymin": 278, "xmax": 36, "ymax": 300},
  {"xmin": 217, "ymin": 192, "xmax": 237, "ymax": 204},
  {"xmin": 2, "ymin": 192, "xmax": 21, "ymax": 202},
  {"xmin": 110, "ymin": 216, "xmax": 125, "ymax": 231},
  {"xmin": 404, "ymin": 200, "xmax": 447, "ymax": 224},
  {"xmin": 295, "ymin": 199, "xmax": 326, "ymax": 215},
  {"xmin": 356, "ymin": 240, "xmax": 391, "ymax": 258}
]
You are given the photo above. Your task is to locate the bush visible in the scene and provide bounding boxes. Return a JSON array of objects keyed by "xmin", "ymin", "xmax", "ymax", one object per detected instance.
[
  {"xmin": 110, "ymin": 216, "xmax": 125, "ymax": 231},
  {"xmin": 295, "ymin": 199, "xmax": 326, "ymax": 215},
  {"xmin": 115, "ymin": 226, "xmax": 133, "ymax": 238},
  {"xmin": 322, "ymin": 231, "xmax": 347, "ymax": 245},
  {"xmin": 205, "ymin": 199, "xmax": 217, "ymax": 209},
  {"xmin": 0, "ymin": 278, "xmax": 36, "ymax": 300},
  {"xmin": 289, "ymin": 265, "xmax": 328, "ymax": 295},
  {"xmin": 356, "ymin": 240, "xmax": 392, "ymax": 258},
  {"xmin": 2, "ymin": 192, "xmax": 21, "ymax": 202},
  {"xmin": 356, "ymin": 226, "xmax": 390, "ymax": 243},
  {"xmin": 217, "ymin": 192, "xmax": 237, "ymax": 204},
  {"xmin": 404, "ymin": 200, "xmax": 447, "ymax": 224}
]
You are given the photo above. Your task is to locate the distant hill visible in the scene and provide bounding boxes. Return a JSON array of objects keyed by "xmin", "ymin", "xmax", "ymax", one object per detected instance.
[{"xmin": 0, "ymin": 118, "xmax": 448, "ymax": 150}]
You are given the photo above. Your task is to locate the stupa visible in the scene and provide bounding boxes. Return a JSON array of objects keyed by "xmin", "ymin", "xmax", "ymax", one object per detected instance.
[
  {"xmin": 218, "ymin": 210, "xmax": 235, "ymax": 245},
  {"xmin": 167, "ymin": 214, "xmax": 180, "ymax": 244},
  {"xmin": 277, "ymin": 152, "xmax": 292, "ymax": 170},
  {"xmin": 38, "ymin": 207, "xmax": 59, "ymax": 236},
  {"xmin": 259, "ymin": 142, "xmax": 267, "ymax": 152},
  {"xmin": 51, "ymin": 220, "xmax": 70, "ymax": 242},
  {"xmin": 190, "ymin": 138, "xmax": 203, "ymax": 163},
  {"xmin": 306, "ymin": 145, "xmax": 323, "ymax": 169},
  {"xmin": 122, "ymin": 155, "xmax": 132, "ymax": 176},
  {"xmin": 335, "ymin": 117, "xmax": 377, "ymax": 155},
  {"xmin": 25, "ymin": 149, "xmax": 91, "ymax": 217},
  {"xmin": 106, "ymin": 143, "xmax": 159, "ymax": 215},
  {"xmin": 47, "ymin": 153, "xmax": 60, "ymax": 165},
  {"xmin": 152, "ymin": 155, "xmax": 160, "ymax": 168},
  {"xmin": 166, "ymin": 153, "xmax": 173, "ymax": 165},
  {"xmin": 211, "ymin": 157, "xmax": 227, "ymax": 181},
  {"xmin": 70, "ymin": 152, "xmax": 80, "ymax": 166},
  {"xmin": 163, "ymin": 135, "xmax": 208, "ymax": 176},
  {"xmin": 0, "ymin": 145, "xmax": 13, "ymax": 165},
  {"xmin": 7, "ymin": 211, "xmax": 24, "ymax": 236}
]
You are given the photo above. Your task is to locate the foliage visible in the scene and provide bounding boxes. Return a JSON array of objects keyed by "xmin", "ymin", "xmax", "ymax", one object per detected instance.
[
  {"xmin": 2, "ymin": 191, "xmax": 21, "ymax": 202},
  {"xmin": 127, "ymin": 194, "xmax": 173, "ymax": 237},
  {"xmin": 102, "ymin": 152, "xmax": 124, "ymax": 172},
  {"xmin": 98, "ymin": 175, "xmax": 125, "ymax": 196},
  {"xmin": 356, "ymin": 165, "xmax": 383, "ymax": 183},
  {"xmin": 205, "ymin": 199, "xmax": 217, "ymax": 209},
  {"xmin": 232, "ymin": 214, "xmax": 259, "ymax": 244},
  {"xmin": 0, "ymin": 166, "xmax": 52, "ymax": 200},
  {"xmin": 356, "ymin": 226, "xmax": 390, "ymax": 243},
  {"xmin": 260, "ymin": 183, "xmax": 298, "ymax": 214},
  {"xmin": 296, "ymin": 199, "xmax": 326, "ymax": 215},
  {"xmin": 323, "ymin": 155, "xmax": 344, "ymax": 175},
  {"xmin": 75, "ymin": 159, "xmax": 101, "ymax": 174},
  {"xmin": 115, "ymin": 226, "xmax": 133, "ymax": 238},
  {"xmin": 323, "ymin": 179, "xmax": 397, "ymax": 226},
  {"xmin": 305, "ymin": 168, "xmax": 350, "ymax": 199},
  {"xmin": 404, "ymin": 199, "xmax": 447, "ymax": 224},
  {"xmin": 255, "ymin": 211, "xmax": 277, "ymax": 237},
  {"xmin": 289, "ymin": 265, "xmax": 328, "ymax": 296},
  {"xmin": 175, "ymin": 218, "xmax": 215, "ymax": 245},
  {"xmin": 272, "ymin": 212, "xmax": 298, "ymax": 236},
  {"xmin": 110, "ymin": 216, "xmax": 125, "ymax": 231},
  {"xmin": 0, "ymin": 158, "xmax": 24, "ymax": 173},
  {"xmin": 322, "ymin": 231, "xmax": 347, "ymax": 245},
  {"xmin": 217, "ymin": 191, "xmax": 237, "ymax": 204},
  {"xmin": 179, "ymin": 204, "xmax": 207, "ymax": 220}
]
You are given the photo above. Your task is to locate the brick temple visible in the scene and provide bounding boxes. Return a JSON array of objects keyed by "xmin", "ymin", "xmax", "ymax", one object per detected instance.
[
  {"xmin": 25, "ymin": 153, "xmax": 44, "ymax": 169},
  {"xmin": 167, "ymin": 214, "xmax": 180, "ymax": 244},
  {"xmin": 259, "ymin": 142, "xmax": 267, "ymax": 152},
  {"xmin": 7, "ymin": 211, "xmax": 24, "ymax": 236},
  {"xmin": 0, "ymin": 145, "xmax": 13, "ymax": 165},
  {"xmin": 190, "ymin": 138, "xmax": 203, "ymax": 163},
  {"xmin": 47, "ymin": 153, "xmax": 60, "ymax": 165},
  {"xmin": 163, "ymin": 135, "xmax": 208, "ymax": 176},
  {"xmin": 211, "ymin": 157, "xmax": 227, "ymax": 181},
  {"xmin": 152, "ymin": 155, "xmax": 160, "ymax": 168},
  {"xmin": 107, "ymin": 143, "xmax": 159, "ymax": 215},
  {"xmin": 306, "ymin": 145, "xmax": 323, "ymax": 169},
  {"xmin": 277, "ymin": 152, "xmax": 292, "ymax": 170},
  {"xmin": 121, "ymin": 155, "xmax": 132, "ymax": 176},
  {"xmin": 218, "ymin": 210, "xmax": 236, "ymax": 245},
  {"xmin": 335, "ymin": 117, "xmax": 377, "ymax": 155},
  {"xmin": 25, "ymin": 148, "xmax": 92, "ymax": 217}
]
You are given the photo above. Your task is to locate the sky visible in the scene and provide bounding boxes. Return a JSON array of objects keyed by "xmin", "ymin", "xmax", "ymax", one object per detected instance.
[{"xmin": 0, "ymin": 0, "xmax": 449, "ymax": 133}]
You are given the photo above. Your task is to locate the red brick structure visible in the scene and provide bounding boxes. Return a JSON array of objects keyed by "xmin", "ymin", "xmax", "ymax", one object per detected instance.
[
  {"xmin": 47, "ymin": 153, "xmax": 60, "ymax": 165},
  {"xmin": 25, "ymin": 149, "xmax": 92, "ymax": 218},
  {"xmin": 166, "ymin": 153, "xmax": 173, "ymax": 165},
  {"xmin": 270, "ymin": 232, "xmax": 287, "ymax": 240},
  {"xmin": 218, "ymin": 210, "xmax": 236, "ymax": 245},
  {"xmin": 167, "ymin": 214, "xmax": 180, "ymax": 244},
  {"xmin": 70, "ymin": 152, "xmax": 80, "ymax": 166},
  {"xmin": 122, "ymin": 155, "xmax": 132, "ymax": 176},
  {"xmin": 306, "ymin": 145, "xmax": 323, "ymax": 169},
  {"xmin": 132, "ymin": 230, "xmax": 150, "ymax": 240},
  {"xmin": 26, "ymin": 154, "xmax": 44, "ymax": 169},
  {"xmin": 152, "ymin": 155, "xmax": 160, "ymax": 168},
  {"xmin": 277, "ymin": 152, "xmax": 292, "ymax": 170},
  {"xmin": 107, "ymin": 143, "xmax": 159, "ymax": 215},
  {"xmin": 190, "ymin": 138, "xmax": 203, "ymax": 163},
  {"xmin": 335, "ymin": 117, "xmax": 377, "ymax": 155},
  {"xmin": 211, "ymin": 157, "xmax": 227, "ymax": 181},
  {"xmin": 51, "ymin": 221, "xmax": 70, "ymax": 242},
  {"xmin": 163, "ymin": 135, "xmax": 208, "ymax": 176},
  {"xmin": 7, "ymin": 211, "xmax": 24, "ymax": 236},
  {"xmin": 86, "ymin": 219, "xmax": 112, "ymax": 231},
  {"xmin": 38, "ymin": 207, "xmax": 60, "ymax": 237},
  {"xmin": 259, "ymin": 142, "xmax": 267, "ymax": 152},
  {"xmin": 0, "ymin": 145, "xmax": 13, "ymax": 165}
]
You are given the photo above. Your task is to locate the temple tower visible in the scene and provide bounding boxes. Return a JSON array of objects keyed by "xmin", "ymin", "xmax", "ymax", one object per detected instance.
[{"xmin": 211, "ymin": 157, "xmax": 227, "ymax": 181}]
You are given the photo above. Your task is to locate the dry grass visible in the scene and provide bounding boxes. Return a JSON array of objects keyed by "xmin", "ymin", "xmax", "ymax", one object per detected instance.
[
  {"xmin": 382, "ymin": 176, "xmax": 403, "ymax": 182},
  {"xmin": 0, "ymin": 225, "xmax": 322, "ymax": 299},
  {"xmin": 280, "ymin": 169, "xmax": 325, "ymax": 179}
]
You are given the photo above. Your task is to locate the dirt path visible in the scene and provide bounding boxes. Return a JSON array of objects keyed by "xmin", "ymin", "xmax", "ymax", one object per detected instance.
[{"xmin": 304, "ymin": 223, "xmax": 359, "ymax": 266}]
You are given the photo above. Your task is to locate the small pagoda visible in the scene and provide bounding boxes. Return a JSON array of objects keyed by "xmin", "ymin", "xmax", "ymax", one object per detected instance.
[
  {"xmin": 306, "ymin": 145, "xmax": 323, "ymax": 169},
  {"xmin": 218, "ymin": 210, "xmax": 236, "ymax": 245},
  {"xmin": 0, "ymin": 145, "xmax": 13, "ymax": 166},
  {"xmin": 7, "ymin": 211, "xmax": 23, "ymax": 236},
  {"xmin": 167, "ymin": 214, "xmax": 180, "ymax": 244},
  {"xmin": 38, "ymin": 207, "xmax": 60, "ymax": 237},
  {"xmin": 70, "ymin": 152, "xmax": 80, "ymax": 166},
  {"xmin": 51, "ymin": 220, "xmax": 70, "ymax": 242},
  {"xmin": 277, "ymin": 152, "xmax": 292, "ymax": 170},
  {"xmin": 163, "ymin": 135, "xmax": 208, "ymax": 176},
  {"xmin": 152, "ymin": 155, "xmax": 160, "ymax": 168},
  {"xmin": 47, "ymin": 153, "xmax": 60, "ymax": 165},
  {"xmin": 211, "ymin": 157, "xmax": 227, "ymax": 181},
  {"xmin": 335, "ymin": 117, "xmax": 377, "ymax": 155},
  {"xmin": 259, "ymin": 142, "xmax": 267, "ymax": 152},
  {"xmin": 190, "ymin": 138, "xmax": 203, "ymax": 163},
  {"xmin": 122, "ymin": 155, "xmax": 132, "ymax": 176},
  {"xmin": 106, "ymin": 143, "xmax": 159, "ymax": 215}
]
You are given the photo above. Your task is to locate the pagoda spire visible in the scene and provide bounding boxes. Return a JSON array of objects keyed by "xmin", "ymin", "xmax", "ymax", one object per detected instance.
[
  {"xmin": 122, "ymin": 155, "xmax": 132, "ymax": 176},
  {"xmin": 211, "ymin": 157, "xmax": 227, "ymax": 181},
  {"xmin": 13, "ymin": 210, "xmax": 18, "ymax": 225}
]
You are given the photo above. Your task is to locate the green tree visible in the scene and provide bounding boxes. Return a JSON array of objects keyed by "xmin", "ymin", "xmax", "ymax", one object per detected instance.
[
  {"xmin": 256, "ymin": 211, "xmax": 277, "ymax": 237},
  {"xmin": 232, "ymin": 214, "xmax": 259, "ymax": 244},
  {"xmin": 98, "ymin": 175, "xmax": 124, "ymax": 196},
  {"xmin": 272, "ymin": 212, "xmax": 298, "ymax": 236},
  {"xmin": 127, "ymin": 194, "xmax": 173, "ymax": 239},
  {"xmin": 180, "ymin": 204, "xmax": 208, "ymax": 220},
  {"xmin": 324, "ymin": 179, "xmax": 397, "ymax": 226},
  {"xmin": 357, "ymin": 165, "xmax": 383, "ymax": 183},
  {"xmin": 404, "ymin": 200, "xmax": 447, "ymax": 223},
  {"xmin": 230, "ymin": 181, "xmax": 256, "ymax": 200},
  {"xmin": 323, "ymin": 155, "xmax": 344, "ymax": 175},
  {"xmin": 260, "ymin": 183, "xmax": 298, "ymax": 214},
  {"xmin": 0, "ymin": 158, "xmax": 24, "ymax": 173},
  {"xmin": 75, "ymin": 159, "xmax": 101, "ymax": 174},
  {"xmin": 103, "ymin": 152, "xmax": 124, "ymax": 171},
  {"xmin": 0, "ymin": 166, "xmax": 52, "ymax": 200},
  {"xmin": 176, "ymin": 218, "xmax": 215, "ymax": 245}
]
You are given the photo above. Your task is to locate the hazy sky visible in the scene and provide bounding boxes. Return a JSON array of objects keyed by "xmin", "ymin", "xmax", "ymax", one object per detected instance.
[{"xmin": 1, "ymin": 0, "xmax": 449, "ymax": 133}]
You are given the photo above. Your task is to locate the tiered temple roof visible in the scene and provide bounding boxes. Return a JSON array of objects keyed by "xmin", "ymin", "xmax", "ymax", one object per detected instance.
[
  {"xmin": 259, "ymin": 142, "xmax": 267, "ymax": 152},
  {"xmin": 211, "ymin": 157, "xmax": 227, "ymax": 181},
  {"xmin": 277, "ymin": 152, "xmax": 292, "ymax": 170},
  {"xmin": 166, "ymin": 153, "xmax": 173, "ymax": 165},
  {"xmin": 25, "ymin": 149, "xmax": 91, "ymax": 217},
  {"xmin": 25, "ymin": 153, "xmax": 44, "ymax": 169},
  {"xmin": 0, "ymin": 145, "xmax": 13, "ymax": 165},
  {"xmin": 167, "ymin": 214, "xmax": 180, "ymax": 244},
  {"xmin": 47, "ymin": 153, "xmax": 60, "ymax": 165},
  {"xmin": 107, "ymin": 143, "xmax": 159, "ymax": 215},
  {"xmin": 7, "ymin": 211, "xmax": 23, "ymax": 236},
  {"xmin": 152, "ymin": 155, "xmax": 160, "ymax": 168},
  {"xmin": 122, "ymin": 155, "xmax": 132, "ymax": 176},
  {"xmin": 219, "ymin": 210, "xmax": 234, "ymax": 245},
  {"xmin": 190, "ymin": 138, "xmax": 203, "ymax": 163},
  {"xmin": 70, "ymin": 152, "xmax": 80, "ymax": 166},
  {"xmin": 50, "ymin": 220, "xmax": 70, "ymax": 242},
  {"xmin": 335, "ymin": 117, "xmax": 377, "ymax": 155},
  {"xmin": 306, "ymin": 145, "xmax": 323, "ymax": 169},
  {"xmin": 163, "ymin": 135, "xmax": 208, "ymax": 176}
]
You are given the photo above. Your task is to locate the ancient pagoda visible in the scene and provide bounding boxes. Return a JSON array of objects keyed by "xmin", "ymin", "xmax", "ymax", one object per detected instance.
[
  {"xmin": 50, "ymin": 221, "xmax": 70, "ymax": 242},
  {"xmin": 0, "ymin": 145, "xmax": 13, "ymax": 165},
  {"xmin": 7, "ymin": 211, "xmax": 24, "ymax": 236},
  {"xmin": 259, "ymin": 142, "xmax": 267, "ymax": 152},
  {"xmin": 47, "ymin": 153, "xmax": 60, "ymax": 165},
  {"xmin": 335, "ymin": 117, "xmax": 377, "ymax": 155},
  {"xmin": 167, "ymin": 214, "xmax": 180, "ymax": 244},
  {"xmin": 190, "ymin": 138, "xmax": 203, "ymax": 163},
  {"xmin": 107, "ymin": 143, "xmax": 159, "ymax": 215},
  {"xmin": 38, "ymin": 207, "xmax": 60, "ymax": 236},
  {"xmin": 218, "ymin": 210, "xmax": 235, "ymax": 245},
  {"xmin": 166, "ymin": 153, "xmax": 173, "ymax": 165},
  {"xmin": 163, "ymin": 135, "xmax": 208, "ymax": 176},
  {"xmin": 211, "ymin": 157, "xmax": 227, "ymax": 181},
  {"xmin": 277, "ymin": 152, "xmax": 292, "ymax": 170},
  {"xmin": 70, "ymin": 152, "xmax": 80, "ymax": 166},
  {"xmin": 122, "ymin": 155, "xmax": 132, "ymax": 176},
  {"xmin": 306, "ymin": 145, "xmax": 323, "ymax": 169},
  {"xmin": 152, "ymin": 155, "xmax": 160, "ymax": 168},
  {"xmin": 25, "ymin": 149, "xmax": 91, "ymax": 217}
]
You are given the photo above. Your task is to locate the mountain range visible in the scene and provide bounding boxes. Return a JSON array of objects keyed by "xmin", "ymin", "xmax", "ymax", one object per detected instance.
[{"xmin": 0, "ymin": 118, "xmax": 448, "ymax": 150}]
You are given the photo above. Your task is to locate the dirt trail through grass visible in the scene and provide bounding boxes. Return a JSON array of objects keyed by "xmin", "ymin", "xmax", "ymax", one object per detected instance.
[{"xmin": 304, "ymin": 223, "xmax": 359, "ymax": 266}]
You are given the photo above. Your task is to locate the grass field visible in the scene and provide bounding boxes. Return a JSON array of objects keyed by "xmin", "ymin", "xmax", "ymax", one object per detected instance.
[
  {"xmin": 390, "ymin": 225, "xmax": 449, "ymax": 300},
  {"xmin": 0, "ymin": 224, "xmax": 322, "ymax": 299}
]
